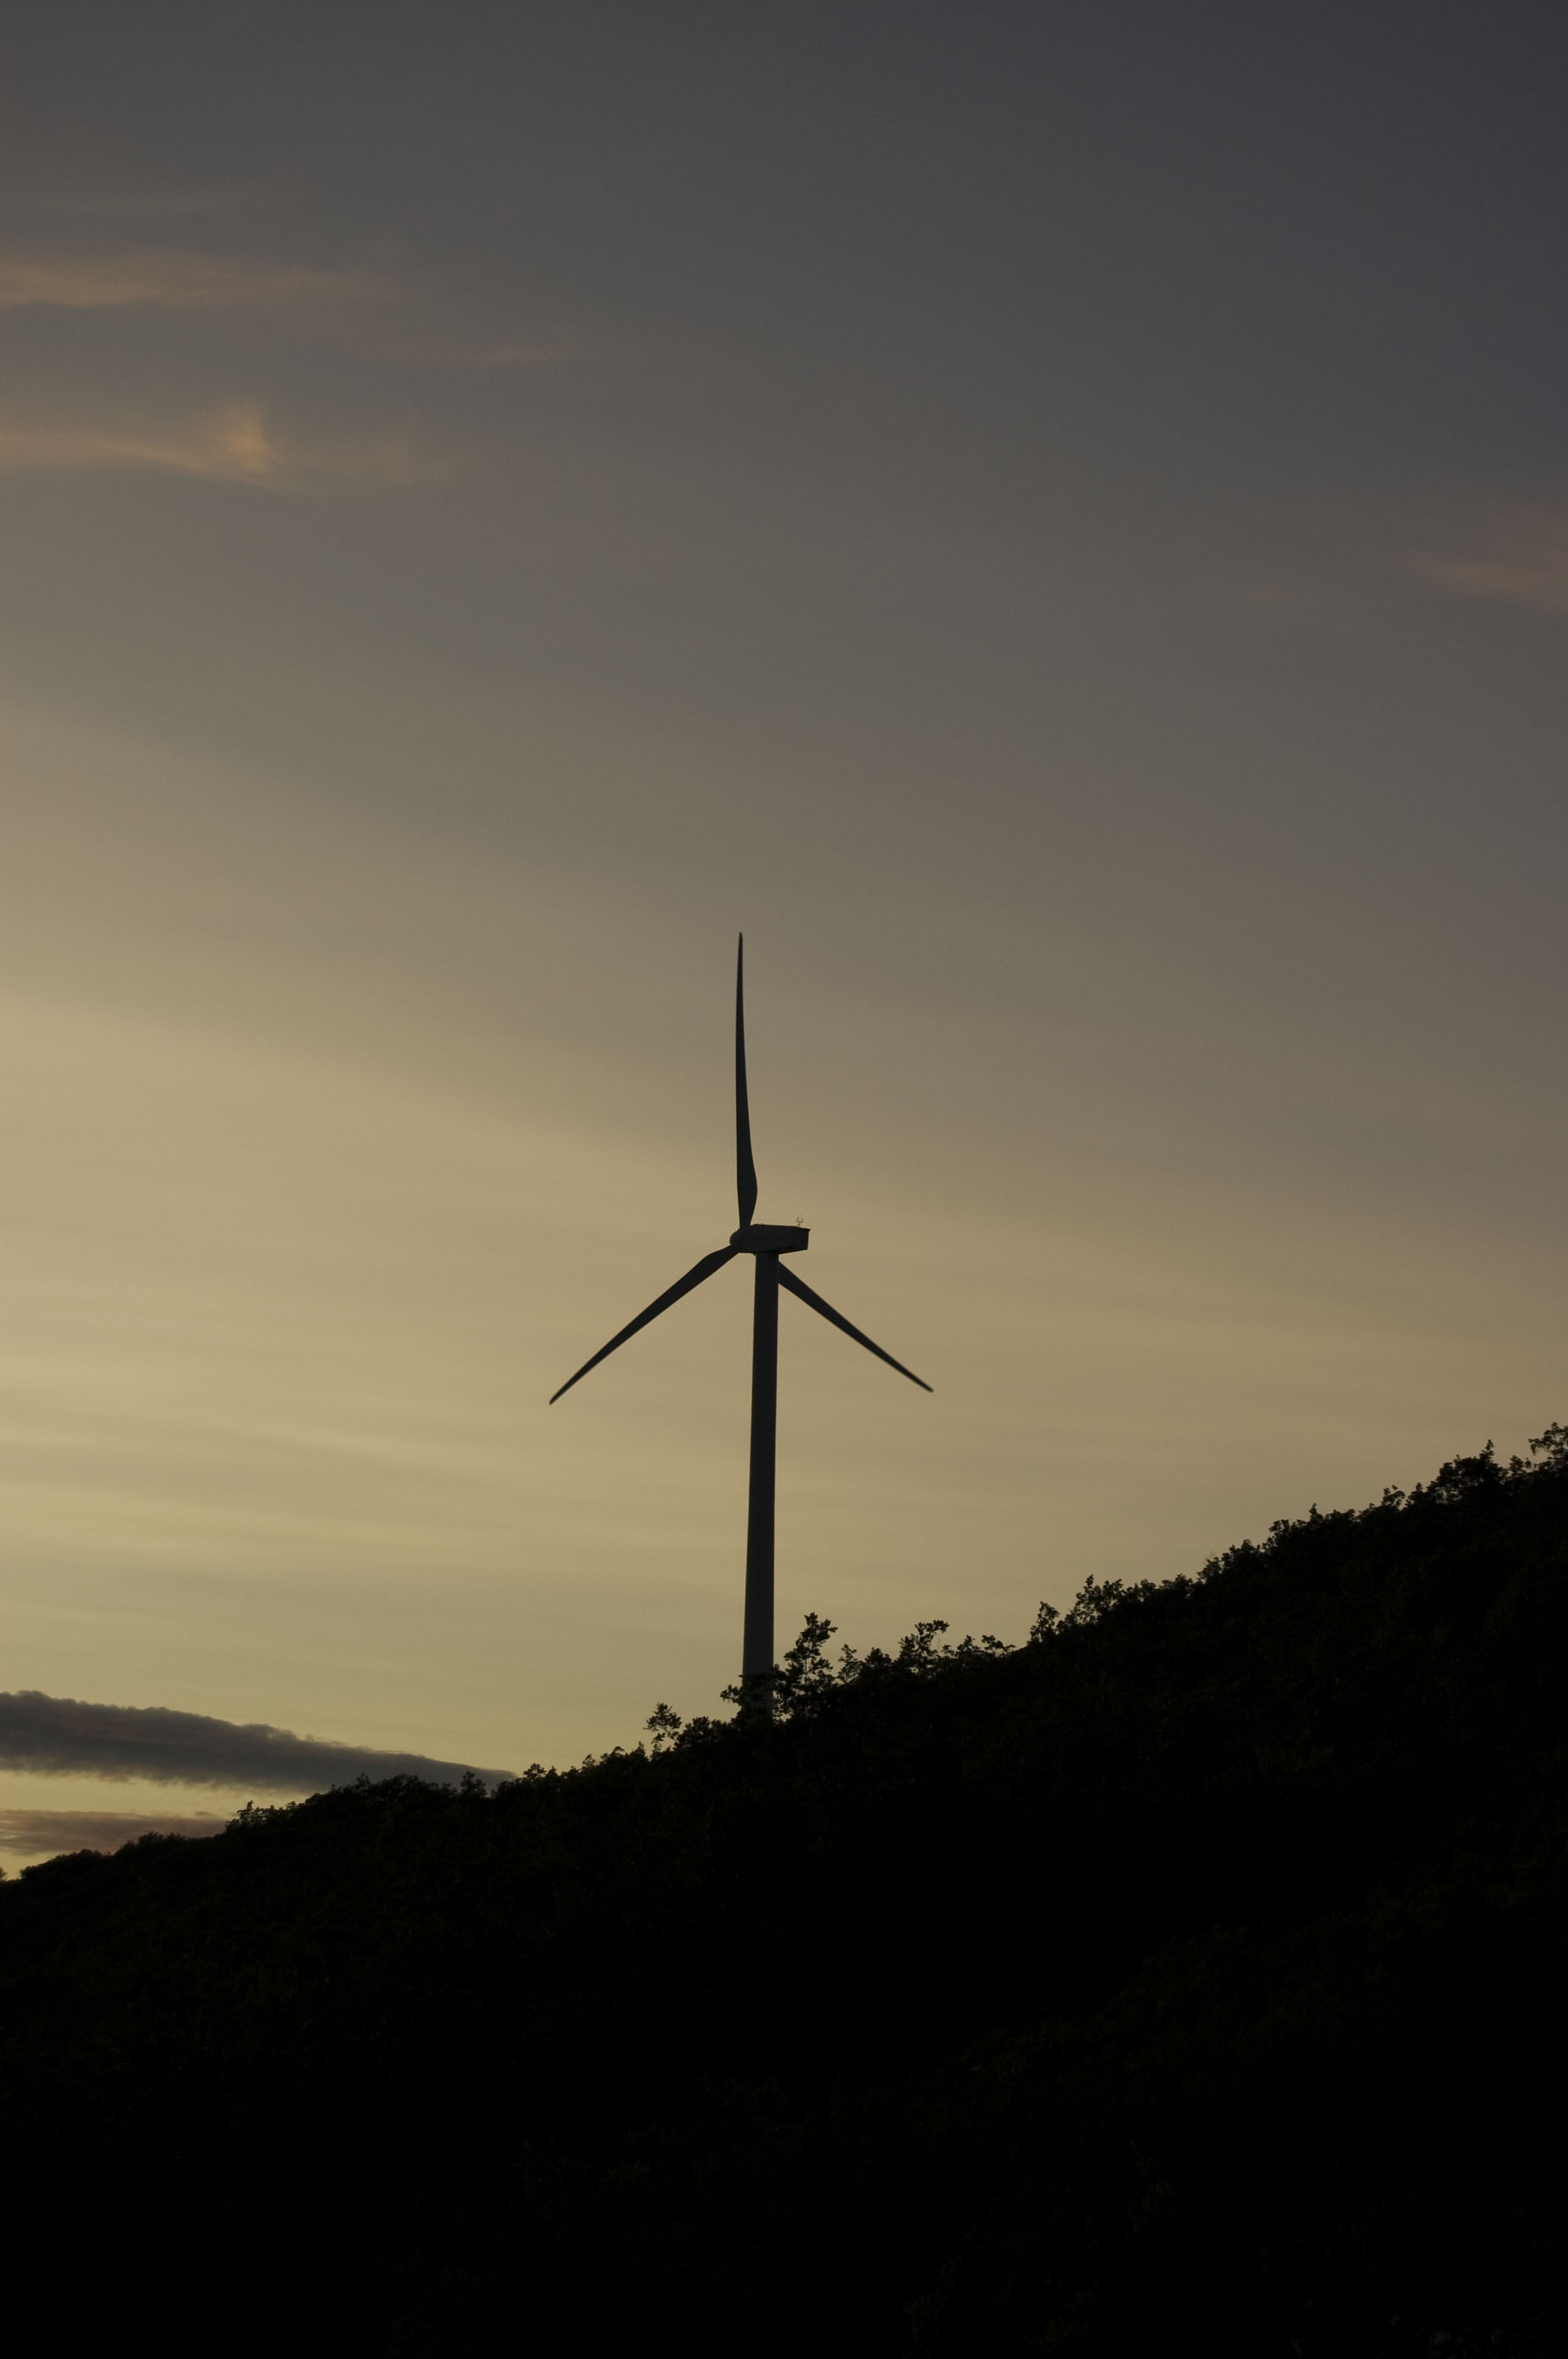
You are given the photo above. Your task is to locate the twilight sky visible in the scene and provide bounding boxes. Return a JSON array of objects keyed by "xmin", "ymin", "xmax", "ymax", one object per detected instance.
[{"xmin": 2, "ymin": 2, "xmax": 1565, "ymax": 1862}]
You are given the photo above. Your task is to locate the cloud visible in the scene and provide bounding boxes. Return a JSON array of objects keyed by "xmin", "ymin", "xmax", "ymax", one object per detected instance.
[
  {"xmin": 1407, "ymin": 500, "xmax": 1568, "ymax": 620},
  {"xmin": 0, "ymin": 402, "xmax": 278, "ymax": 481},
  {"xmin": 0, "ymin": 249, "xmax": 387, "ymax": 316},
  {"xmin": 0, "ymin": 247, "xmax": 576, "ymax": 369},
  {"xmin": 372, "ymin": 334, "xmax": 579, "ymax": 369},
  {"xmin": 31, "ymin": 184, "xmax": 278, "ymax": 224},
  {"xmin": 0, "ymin": 1690, "xmax": 513, "ymax": 1792},
  {"xmin": 0, "ymin": 1808, "xmax": 227, "ymax": 1861},
  {"xmin": 0, "ymin": 401, "xmax": 434, "ymax": 488}
]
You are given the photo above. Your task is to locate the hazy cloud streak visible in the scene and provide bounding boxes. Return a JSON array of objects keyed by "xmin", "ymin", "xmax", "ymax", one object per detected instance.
[
  {"xmin": 1408, "ymin": 500, "xmax": 1568, "ymax": 620},
  {"xmin": 0, "ymin": 1808, "xmax": 227, "ymax": 1859},
  {"xmin": 0, "ymin": 401, "xmax": 277, "ymax": 480},
  {"xmin": 0, "ymin": 1690, "xmax": 512, "ymax": 1790},
  {"xmin": 0, "ymin": 402, "xmax": 434, "ymax": 486},
  {"xmin": 0, "ymin": 249, "xmax": 388, "ymax": 314},
  {"xmin": 0, "ymin": 246, "xmax": 575, "ymax": 367}
]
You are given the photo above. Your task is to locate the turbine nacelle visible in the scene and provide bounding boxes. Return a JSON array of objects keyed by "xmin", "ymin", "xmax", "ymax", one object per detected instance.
[{"xmin": 730, "ymin": 1224, "xmax": 809, "ymax": 1254}]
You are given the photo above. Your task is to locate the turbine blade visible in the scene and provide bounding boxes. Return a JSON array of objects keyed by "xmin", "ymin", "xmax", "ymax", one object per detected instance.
[
  {"xmin": 735, "ymin": 934, "xmax": 758, "ymax": 1230},
  {"xmin": 777, "ymin": 1263, "xmax": 933, "ymax": 1392},
  {"xmin": 550, "ymin": 1247, "xmax": 740, "ymax": 1404}
]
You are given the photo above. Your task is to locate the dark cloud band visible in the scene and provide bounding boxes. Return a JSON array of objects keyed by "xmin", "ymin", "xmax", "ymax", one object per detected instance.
[{"xmin": 0, "ymin": 1689, "xmax": 511, "ymax": 1791}]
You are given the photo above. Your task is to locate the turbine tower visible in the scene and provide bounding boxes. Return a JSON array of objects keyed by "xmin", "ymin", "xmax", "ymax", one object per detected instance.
[{"xmin": 550, "ymin": 937, "xmax": 931, "ymax": 1703}]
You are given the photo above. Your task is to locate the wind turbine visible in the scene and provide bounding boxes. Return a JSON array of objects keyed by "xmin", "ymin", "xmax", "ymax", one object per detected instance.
[{"xmin": 550, "ymin": 937, "xmax": 931, "ymax": 1704}]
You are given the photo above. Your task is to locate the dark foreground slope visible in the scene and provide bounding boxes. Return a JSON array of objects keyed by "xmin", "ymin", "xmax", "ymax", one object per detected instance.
[{"xmin": 3, "ymin": 1435, "xmax": 1566, "ymax": 2356}]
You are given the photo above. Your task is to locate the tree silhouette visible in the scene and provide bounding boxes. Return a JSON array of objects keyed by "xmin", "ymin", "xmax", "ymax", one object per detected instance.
[{"xmin": 0, "ymin": 1427, "xmax": 1565, "ymax": 2355}]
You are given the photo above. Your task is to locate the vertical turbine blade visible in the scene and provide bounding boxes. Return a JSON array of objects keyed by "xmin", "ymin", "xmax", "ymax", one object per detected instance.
[{"xmin": 735, "ymin": 933, "xmax": 758, "ymax": 1230}]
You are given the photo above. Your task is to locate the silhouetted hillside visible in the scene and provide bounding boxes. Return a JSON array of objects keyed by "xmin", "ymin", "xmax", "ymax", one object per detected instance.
[{"xmin": 4, "ymin": 1431, "xmax": 1566, "ymax": 2355}]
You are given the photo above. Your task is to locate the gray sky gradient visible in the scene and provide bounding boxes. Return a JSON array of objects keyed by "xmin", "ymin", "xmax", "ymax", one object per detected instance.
[{"xmin": 1, "ymin": 3, "xmax": 1564, "ymax": 1836}]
